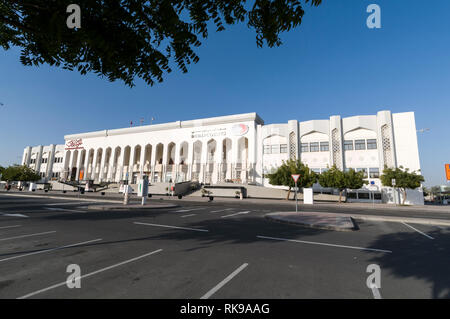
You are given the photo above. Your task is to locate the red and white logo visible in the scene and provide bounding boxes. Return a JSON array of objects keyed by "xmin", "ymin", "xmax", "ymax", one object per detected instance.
[
  {"xmin": 231, "ymin": 124, "xmax": 249, "ymax": 136},
  {"xmin": 65, "ymin": 139, "xmax": 83, "ymax": 150},
  {"xmin": 291, "ymin": 174, "xmax": 300, "ymax": 183}
]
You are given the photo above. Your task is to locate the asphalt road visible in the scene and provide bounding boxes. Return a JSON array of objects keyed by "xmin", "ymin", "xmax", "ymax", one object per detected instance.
[{"xmin": 0, "ymin": 193, "xmax": 449, "ymax": 299}]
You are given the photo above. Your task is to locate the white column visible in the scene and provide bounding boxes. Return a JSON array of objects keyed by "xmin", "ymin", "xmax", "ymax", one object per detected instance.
[
  {"xmin": 139, "ymin": 147, "xmax": 146, "ymax": 179},
  {"xmin": 214, "ymin": 139, "xmax": 224, "ymax": 183},
  {"xmin": 187, "ymin": 142, "xmax": 194, "ymax": 181},
  {"xmin": 231, "ymin": 138, "xmax": 239, "ymax": 181},
  {"xmin": 35, "ymin": 145, "xmax": 44, "ymax": 175},
  {"xmin": 162, "ymin": 144, "xmax": 169, "ymax": 182},
  {"xmin": 47, "ymin": 144, "xmax": 56, "ymax": 180},
  {"xmin": 100, "ymin": 149, "xmax": 109, "ymax": 182},
  {"xmin": 200, "ymin": 142, "xmax": 208, "ymax": 183},
  {"xmin": 91, "ymin": 150, "xmax": 98, "ymax": 181},
  {"xmin": 107, "ymin": 149, "xmax": 115, "ymax": 181},
  {"xmin": 83, "ymin": 151, "xmax": 90, "ymax": 181},
  {"xmin": 75, "ymin": 150, "xmax": 83, "ymax": 181},
  {"xmin": 150, "ymin": 145, "xmax": 157, "ymax": 182},
  {"xmin": 174, "ymin": 144, "xmax": 181, "ymax": 182},
  {"xmin": 128, "ymin": 146, "xmax": 136, "ymax": 183}
]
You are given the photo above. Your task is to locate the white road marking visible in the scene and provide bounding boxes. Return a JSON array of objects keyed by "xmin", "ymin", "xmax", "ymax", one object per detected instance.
[
  {"xmin": 0, "ymin": 238, "xmax": 102, "ymax": 262},
  {"xmin": 210, "ymin": 209, "xmax": 232, "ymax": 213},
  {"xmin": 181, "ymin": 214, "xmax": 196, "ymax": 218},
  {"xmin": 0, "ymin": 213, "xmax": 29, "ymax": 218},
  {"xmin": 134, "ymin": 222, "xmax": 209, "ymax": 232},
  {"xmin": 44, "ymin": 207, "xmax": 86, "ymax": 213},
  {"xmin": 200, "ymin": 263, "xmax": 249, "ymax": 299},
  {"xmin": 17, "ymin": 249, "xmax": 163, "ymax": 299},
  {"xmin": 370, "ymin": 284, "xmax": 382, "ymax": 299},
  {"xmin": 0, "ymin": 231, "xmax": 56, "ymax": 242},
  {"xmin": 175, "ymin": 209, "xmax": 192, "ymax": 212},
  {"xmin": 401, "ymin": 222, "xmax": 434, "ymax": 239},
  {"xmin": 0, "ymin": 225, "xmax": 21, "ymax": 229},
  {"xmin": 257, "ymin": 235, "xmax": 392, "ymax": 253},
  {"xmin": 221, "ymin": 211, "xmax": 250, "ymax": 218}
]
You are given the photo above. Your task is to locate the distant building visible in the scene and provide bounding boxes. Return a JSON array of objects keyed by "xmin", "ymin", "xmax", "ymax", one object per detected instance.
[{"xmin": 21, "ymin": 110, "xmax": 424, "ymax": 205}]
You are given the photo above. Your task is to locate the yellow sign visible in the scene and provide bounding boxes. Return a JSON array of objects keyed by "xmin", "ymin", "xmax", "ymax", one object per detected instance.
[{"xmin": 446, "ymin": 164, "xmax": 450, "ymax": 181}]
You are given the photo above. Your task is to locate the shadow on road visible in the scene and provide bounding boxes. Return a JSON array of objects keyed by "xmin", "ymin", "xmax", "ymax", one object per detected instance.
[{"xmin": 366, "ymin": 229, "xmax": 450, "ymax": 298}]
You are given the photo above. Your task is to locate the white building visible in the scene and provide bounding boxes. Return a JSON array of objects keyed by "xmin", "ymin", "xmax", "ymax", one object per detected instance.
[{"xmin": 21, "ymin": 110, "xmax": 424, "ymax": 204}]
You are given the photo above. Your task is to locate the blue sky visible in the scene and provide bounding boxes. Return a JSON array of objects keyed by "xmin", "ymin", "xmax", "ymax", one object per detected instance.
[{"xmin": 0, "ymin": 0, "xmax": 449, "ymax": 186}]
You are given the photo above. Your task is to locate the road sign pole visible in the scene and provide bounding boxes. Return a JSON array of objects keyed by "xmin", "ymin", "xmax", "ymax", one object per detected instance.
[{"xmin": 295, "ymin": 181, "xmax": 298, "ymax": 213}]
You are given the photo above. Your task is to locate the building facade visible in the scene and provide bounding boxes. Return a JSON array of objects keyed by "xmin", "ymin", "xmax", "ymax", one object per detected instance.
[{"xmin": 21, "ymin": 110, "xmax": 424, "ymax": 204}]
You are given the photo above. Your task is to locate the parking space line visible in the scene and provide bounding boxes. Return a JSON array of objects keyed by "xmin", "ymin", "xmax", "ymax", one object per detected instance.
[
  {"xmin": 257, "ymin": 235, "xmax": 392, "ymax": 253},
  {"xmin": 0, "ymin": 225, "xmax": 21, "ymax": 229},
  {"xmin": 0, "ymin": 231, "xmax": 56, "ymax": 242},
  {"xmin": 221, "ymin": 211, "xmax": 250, "ymax": 218},
  {"xmin": 134, "ymin": 222, "xmax": 209, "ymax": 232},
  {"xmin": 17, "ymin": 249, "xmax": 163, "ymax": 299},
  {"xmin": 181, "ymin": 214, "xmax": 196, "ymax": 218},
  {"xmin": 200, "ymin": 263, "xmax": 249, "ymax": 299},
  {"xmin": 0, "ymin": 238, "xmax": 102, "ymax": 262},
  {"xmin": 44, "ymin": 207, "xmax": 86, "ymax": 213},
  {"xmin": 401, "ymin": 222, "xmax": 434, "ymax": 239},
  {"xmin": 370, "ymin": 284, "xmax": 382, "ymax": 299}
]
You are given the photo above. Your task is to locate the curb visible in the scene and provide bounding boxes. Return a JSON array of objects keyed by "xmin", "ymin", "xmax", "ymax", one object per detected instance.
[
  {"xmin": 350, "ymin": 214, "xmax": 450, "ymax": 226},
  {"xmin": 0, "ymin": 192, "xmax": 122, "ymax": 204},
  {"xmin": 86, "ymin": 204, "xmax": 179, "ymax": 211}
]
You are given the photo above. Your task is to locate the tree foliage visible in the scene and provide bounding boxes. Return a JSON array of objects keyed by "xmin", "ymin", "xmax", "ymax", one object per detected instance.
[
  {"xmin": 380, "ymin": 166, "xmax": 424, "ymax": 205},
  {"xmin": 318, "ymin": 165, "xmax": 367, "ymax": 202},
  {"xmin": 1, "ymin": 165, "xmax": 41, "ymax": 182},
  {"xmin": 267, "ymin": 159, "xmax": 318, "ymax": 200},
  {"xmin": 0, "ymin": 0, "xmax": 322, "ymax": 87}
]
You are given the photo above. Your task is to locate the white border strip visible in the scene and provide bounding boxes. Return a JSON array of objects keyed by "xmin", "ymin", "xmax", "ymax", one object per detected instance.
[
  {"xmin": 134, "ymin": 222, "xmax": 209, "ymax": 232},
  {"xmin": 200, "ymin": 263, "xmax": 249, "ymax": 299},
  {"xmin": 17, "ymin": 249, "xmax": 163, "ymax": 299},
  {"xmin": 257, "ymin": 235, "xmax": 392, "ymax": 253},
  {"xmin": 401, "ymin": 222, "xmax": 434, "ymax": 239},
  {"xmin": 0, "ymin": 231, "xmax": 56, "ymax": 242},
  {"xmin": 0, "ymin": 238, "xmax": 102, "ymax": 262}
]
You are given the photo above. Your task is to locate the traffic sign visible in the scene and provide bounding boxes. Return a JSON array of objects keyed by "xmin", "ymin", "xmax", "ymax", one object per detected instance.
[
  {"xmin": 391, "ymin": 178, "xmax": 396, "ymax": 186},
  {"xmin": 292, "ymin": 174, "xmax": 300, "ymax": 183},
  {"xmin": 445, "ymin": 164, "xmax": 450, "ymax": 181}
]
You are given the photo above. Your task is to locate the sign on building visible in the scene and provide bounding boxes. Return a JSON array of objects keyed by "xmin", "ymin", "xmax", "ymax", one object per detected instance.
[{"xmin": 445, "ymin": 164, "xmax": 450, "ymax": 181}]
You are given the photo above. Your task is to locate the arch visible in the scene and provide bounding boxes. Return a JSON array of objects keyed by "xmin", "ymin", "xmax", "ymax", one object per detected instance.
[
  {"xmin": 112, "ymin": 146, "xmax": 121, "ymax": 181},
  {"xmin": 122, "ymin": 146, "xmax": 131, "ymax": 181},
  {"xmin": 222, "ymin": 138, "xmax": 232, "ymax": 162},
  {"xmin": 343, "ymin": 127, "xmax": 376, "ymax": 140},
  {"xmin": 206, "ymin": 139, "xmax": 216, "ymax": 163},
  {"xmin": 179, "ymin": 142, "xmax": 188, "ymax": 165},
  {"xmin": 143, "ymin": 144, "xmax": 152, "ymax": 173},
  {"xmin": 167, "ymin": 142, "xmax": 176, "ymax": 165}
]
